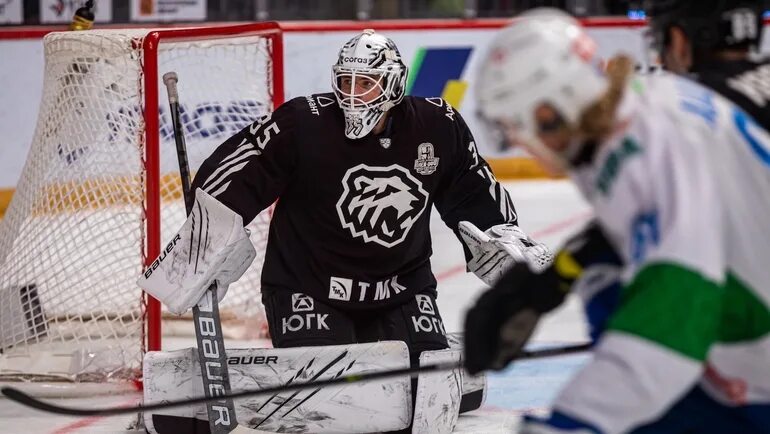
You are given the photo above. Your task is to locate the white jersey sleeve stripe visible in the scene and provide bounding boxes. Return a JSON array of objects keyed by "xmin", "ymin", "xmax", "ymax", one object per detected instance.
[
  {"xmin": 202, "ymin": 150, "xmax": 259, "ymax": 192},
  {"xmin": 203, "ymin": 161, "xmax": 250, "ymax": 196}
]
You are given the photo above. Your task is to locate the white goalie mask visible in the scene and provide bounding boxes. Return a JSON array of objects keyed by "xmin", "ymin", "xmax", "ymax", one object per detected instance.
[{"xmin": 332, "ymin": 29, "xmax": 408, "ymax": 139}]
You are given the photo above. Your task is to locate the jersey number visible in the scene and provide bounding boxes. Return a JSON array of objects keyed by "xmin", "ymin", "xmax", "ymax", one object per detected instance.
[{"xmin": 247, "ymin": 121, "xmax": 280, "ymax": 153}]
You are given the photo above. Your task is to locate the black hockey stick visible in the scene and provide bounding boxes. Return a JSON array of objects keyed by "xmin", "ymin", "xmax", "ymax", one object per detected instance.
[
  {"xmin": 162, "ymin": 72, "xmax": 239, "ymax": 434},
  {"xmin": 1, "ymin": 342, "xmax": 590, "ymax": 417}
]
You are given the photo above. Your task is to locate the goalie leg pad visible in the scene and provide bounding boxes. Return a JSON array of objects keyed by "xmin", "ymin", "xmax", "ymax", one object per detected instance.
[
  {"xmin": 448, "ymin": 332, "xmax": 487, "ymax": 413},
  {"xmin": 143, "ymin": 341, "xmax": 412, "ymax": 434},
  {"xmin": 411, "ymin": 348, "xmax": 463, "ymax": 434}
]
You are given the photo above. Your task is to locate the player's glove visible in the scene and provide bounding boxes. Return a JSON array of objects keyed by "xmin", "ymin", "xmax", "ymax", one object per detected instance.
[
  {"xmin": 459, "ymin": 221, "xmax": 553, "ymax": 286},
  {"xmin": 463, "ymin": 261, "xmax": 563, "ymax": 375},
  {"xmin": 463, "ymin": 221, "xmax": 622, "ymax": 375}
]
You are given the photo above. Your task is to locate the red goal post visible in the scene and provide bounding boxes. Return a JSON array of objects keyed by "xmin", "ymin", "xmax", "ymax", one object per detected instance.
[{"xmin": 141, "ymin": 23, "xmax": 284, "ymax": 354}]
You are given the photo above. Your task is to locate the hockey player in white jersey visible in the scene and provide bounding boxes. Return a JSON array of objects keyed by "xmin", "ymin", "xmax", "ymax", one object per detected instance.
[{"xmin": 465, "ymin": 8, "xmax": 770, "ymax": 434}]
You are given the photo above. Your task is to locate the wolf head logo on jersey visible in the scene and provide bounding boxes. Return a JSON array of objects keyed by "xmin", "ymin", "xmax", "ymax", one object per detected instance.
[{"xmin": 336, "ymin": 164, "xmax": 428, "ymax": 248}]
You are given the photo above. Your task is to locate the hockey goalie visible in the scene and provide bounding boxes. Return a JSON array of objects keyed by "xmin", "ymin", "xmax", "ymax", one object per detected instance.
[
  {"xmin": 137, "ymin": 190, "xmax": 480, "ymax": 433},
  {"xmin": 137, "ymin": 27, "xmax": 552, "ymax": 433}
]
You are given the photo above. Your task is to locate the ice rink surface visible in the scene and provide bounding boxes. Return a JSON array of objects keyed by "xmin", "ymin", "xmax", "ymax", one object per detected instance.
[{"xmin": 0, "ymin": 179, "xmax": 594, "ymax": 433}]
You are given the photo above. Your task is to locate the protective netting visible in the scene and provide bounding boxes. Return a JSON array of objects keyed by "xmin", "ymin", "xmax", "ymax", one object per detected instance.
[{"xmin": 0, "ymin": 27, "xmax": 277, "ymax": 390}]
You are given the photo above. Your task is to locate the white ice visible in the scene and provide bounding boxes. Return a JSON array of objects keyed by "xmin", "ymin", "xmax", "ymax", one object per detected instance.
[{"xmin": 0, "ymin": 179, "xmax": 593, "ymax": 433}]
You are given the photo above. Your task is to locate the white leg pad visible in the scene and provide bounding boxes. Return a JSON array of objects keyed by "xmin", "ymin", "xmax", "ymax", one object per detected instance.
[
  {"xmin": 448, "ymin": 332, "xmax": 487, "ymax": 412},
  {"xmin": 143, "ymin": 341, "xmax": 412, "ymax": 433},
  {"xmin": 411, "ymin": 348, "xmax": 462, "ymax": 434}
]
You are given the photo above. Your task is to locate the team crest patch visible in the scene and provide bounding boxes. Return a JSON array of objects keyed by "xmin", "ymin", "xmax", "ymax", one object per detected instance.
[
  {"xmin": 414, "ymin": 143, "xmax": 439, "ymax": 175},
  {"xmin": 380, "ymin": 138, "xmax": 391, "ymax": 149},
  {"xmin": 336, "ymin": 164, "xmax": 429, "ymax": 248}
]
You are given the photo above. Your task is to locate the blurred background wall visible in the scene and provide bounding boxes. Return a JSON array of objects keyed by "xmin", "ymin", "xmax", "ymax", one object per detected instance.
[
  {"xmin": 0, "ymin": 0, "xmax": 701, "ymax": 25},
  {"xmin": 0, "ymin": 0, "xmax": 768, "ymax": 217}
]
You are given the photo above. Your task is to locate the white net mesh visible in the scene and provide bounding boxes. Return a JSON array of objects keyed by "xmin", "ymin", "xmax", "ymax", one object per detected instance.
[{"xmin": 0, "ymin": 26, "xmax": 278, "ymax": 390}]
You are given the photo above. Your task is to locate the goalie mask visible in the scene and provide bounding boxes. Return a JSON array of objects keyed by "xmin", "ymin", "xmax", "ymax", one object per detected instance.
[{"xmin": 332, "ymin": 29, "xmax": 408, "ymax": 139}]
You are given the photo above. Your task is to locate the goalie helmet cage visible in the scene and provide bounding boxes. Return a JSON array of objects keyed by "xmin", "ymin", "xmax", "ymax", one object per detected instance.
[{"xmin": 0, "ymin": 22, "xmax": 283, "ymax": 396}]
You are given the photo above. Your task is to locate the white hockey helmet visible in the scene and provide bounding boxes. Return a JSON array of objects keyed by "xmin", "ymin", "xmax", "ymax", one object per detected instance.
[
  {"xmin": 332, "ymin": 29, "xmax": 408, "ymax": 139},
  {"xmin": 475, "ymin": 9, "xmax": 608, "ymax": 170}
]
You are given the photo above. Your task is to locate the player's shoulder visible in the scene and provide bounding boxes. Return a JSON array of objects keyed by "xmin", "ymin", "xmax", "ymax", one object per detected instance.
[
  {"xmin": 621, "ymin": 74, "xmax": 723, "ymax": 171},
  {"xmin": 632, "ymin": 73, "xmax": 716, "ymax": 132},
  {"xmin": 622, "ymin": 74, "xmax": 686, "ymax": 142},
  {"xmin": 641, "ymin": 71, "xmax": 744, "ymax": 133},
  {"xmin": 633, "ymin": 72, "xmax": 686, "ymax": 106},
  {"xmin": 638, "ymin": 71, "xmax": 735, "ymax": 115},
  {"xmin": 401, "ymin": 96, "xmax": 463, "ymax": 125}
]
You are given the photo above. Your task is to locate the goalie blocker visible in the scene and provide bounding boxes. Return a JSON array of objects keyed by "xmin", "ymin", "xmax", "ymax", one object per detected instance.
[{"xmin": 137, "ymin": 189, "xmax": 256, "ymax": 315}]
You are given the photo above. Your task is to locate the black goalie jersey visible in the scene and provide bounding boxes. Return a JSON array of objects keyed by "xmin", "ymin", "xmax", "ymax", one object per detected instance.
[{"xmin": 191, "ymin": 94, "xmax": 518, "ymax": 309}]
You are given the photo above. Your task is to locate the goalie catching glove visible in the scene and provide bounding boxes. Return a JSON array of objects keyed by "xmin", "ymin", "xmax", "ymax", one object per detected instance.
[
  {"xmin": 137, "ymin": 189, "xmax": 256, "ymax": 315},
  {"xmin": 459, "ymin": 221, "xmax": 553, "ymax": 285}
]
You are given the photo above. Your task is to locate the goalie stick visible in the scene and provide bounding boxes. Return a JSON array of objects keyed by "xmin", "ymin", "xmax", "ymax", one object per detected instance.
[
  {"xmin": 163, "ymin": 72, "xmax": 239, "ymax": 434},
  {"xmin": 1, "ymin": 343, "xmax": 591, "ymax": 417}
]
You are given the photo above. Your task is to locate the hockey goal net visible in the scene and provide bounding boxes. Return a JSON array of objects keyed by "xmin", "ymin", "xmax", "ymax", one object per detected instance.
[{"xmin": 0, "ymin": 23, "xmax": 282, "ymax": 395}]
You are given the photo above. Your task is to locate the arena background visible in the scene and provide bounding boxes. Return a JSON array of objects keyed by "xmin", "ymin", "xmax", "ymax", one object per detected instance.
[{"xmin": 1, "ymin": 1, "xmax": 769, "ymax": 218}]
